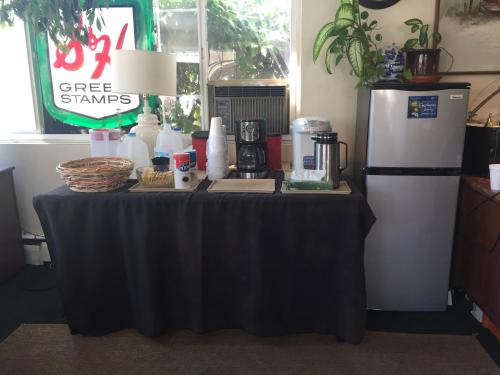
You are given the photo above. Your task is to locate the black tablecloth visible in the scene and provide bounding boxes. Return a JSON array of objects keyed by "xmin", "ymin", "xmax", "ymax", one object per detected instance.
[{"xmin": 33, "ymin": 172, "xmax": 375, "ymax": 343}]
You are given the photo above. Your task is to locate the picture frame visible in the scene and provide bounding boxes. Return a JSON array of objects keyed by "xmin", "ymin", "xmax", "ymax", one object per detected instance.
[{"xmin": 434, "ymin": 0, "xmax": 500, "ymax": 74}]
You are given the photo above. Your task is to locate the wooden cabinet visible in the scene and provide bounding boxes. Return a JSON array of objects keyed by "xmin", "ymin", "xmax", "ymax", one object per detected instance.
[
  {"xmin": 0, "ymin": 166, "xmax": 25, "ymax": 282},
  {"xmin": 452, "ymin": 177, "xmax": 500, "ymax": 326}
]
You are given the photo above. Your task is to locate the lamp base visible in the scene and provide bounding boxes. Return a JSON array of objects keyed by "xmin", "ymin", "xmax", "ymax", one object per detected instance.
[{"xmin": 131, "ymin": 94, "xmax": 160, "ymax": 159}]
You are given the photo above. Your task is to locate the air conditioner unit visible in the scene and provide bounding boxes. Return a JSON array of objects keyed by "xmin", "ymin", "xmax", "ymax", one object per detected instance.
[{"xmin": 208, "ymin": 79, "xmax": 289, "ymax": 135}]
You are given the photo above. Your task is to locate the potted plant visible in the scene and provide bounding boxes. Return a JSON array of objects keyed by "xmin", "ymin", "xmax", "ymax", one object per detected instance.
[
  {"xmin": 402, "ymin": 18, "xmax": 453, "ymax": 82},
  {"xmin": 313, "ymin": 0, "xmax": 385, "ymax": 88},
  {"xmin": 0, "ymin": 0, "xmax": 104, "ymax": 48}
]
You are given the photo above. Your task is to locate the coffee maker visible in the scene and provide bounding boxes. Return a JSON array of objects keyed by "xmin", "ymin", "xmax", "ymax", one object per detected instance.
[{"xmin": 235, "ymin": 119, "xmax": 267, "ymax": 178}]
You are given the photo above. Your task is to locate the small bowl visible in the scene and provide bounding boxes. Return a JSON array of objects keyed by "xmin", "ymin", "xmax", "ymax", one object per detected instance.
[{"xmin": 136, "ymin": 166, "xmax": 174, "ymax": 187}]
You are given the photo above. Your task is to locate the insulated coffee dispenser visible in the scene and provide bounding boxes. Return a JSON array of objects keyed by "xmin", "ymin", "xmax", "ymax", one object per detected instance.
[
  {"xmin": 291, "ymin": 117, "xmax": 331, "ymax": 172},
  {"xmin": 235, "ymin": 119, "xmax": 267, "ymax": 178},
  {"xmin": 312, "ymin": 132, "xmax": 347, "ymax": 189}
]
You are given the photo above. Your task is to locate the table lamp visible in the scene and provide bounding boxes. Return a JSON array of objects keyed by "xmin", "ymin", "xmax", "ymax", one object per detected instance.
[{"xmin": 111, "ymin": 50, "xmax": 177, "ymax": 158}]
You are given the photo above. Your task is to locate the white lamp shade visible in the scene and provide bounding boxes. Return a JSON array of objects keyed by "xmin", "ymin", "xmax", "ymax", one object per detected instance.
[{"xmin": 111, "ymin": 50, "xmax": 177, "ymax": 96}]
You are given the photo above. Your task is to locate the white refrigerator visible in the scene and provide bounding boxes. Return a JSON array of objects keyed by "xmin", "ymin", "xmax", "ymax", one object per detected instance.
[{"xmin": 354, "ymin": 82, "xmax": 470, "ymax": 311}]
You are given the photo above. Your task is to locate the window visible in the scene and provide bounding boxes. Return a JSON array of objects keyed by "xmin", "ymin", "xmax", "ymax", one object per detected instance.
[
  {"xmin": 5, "ymin": 0, "xmax": 293, "ymax": 135},
  {"xmin": 0, "ymin": 18, "xmax": 38, "ymax": 135},
  {"xmin": 158, "ymin": 0, "xmax": 292, "ymax": 133},
  {"xmin": 206, "ymin": 0, "xmax": 290, "ymax": 81},
  {"xmin": 157, "ymin": 0, "xmax": 202, "ymax": 134}
]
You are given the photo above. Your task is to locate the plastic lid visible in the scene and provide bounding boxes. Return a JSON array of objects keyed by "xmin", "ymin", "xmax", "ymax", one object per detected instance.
[
  {"xmin": 312, "ymin": 132, "xmax": 337, "ymax": 144},
  {"xmin": 192, "ymin": 131, "xmax": 209, "ymax": 139},
  {"xmin": 292, "ymin": 117, "xmax": 331, "ymax": 133},
  {"xmin": 89, "ymin": 128, "xmax": 121, "ymax": 141}
]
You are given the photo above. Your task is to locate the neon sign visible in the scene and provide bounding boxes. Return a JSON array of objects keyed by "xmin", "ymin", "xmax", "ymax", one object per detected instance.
[{"xmin": 33, "ymin": 1, "xmax": 153, "ymax": 129}]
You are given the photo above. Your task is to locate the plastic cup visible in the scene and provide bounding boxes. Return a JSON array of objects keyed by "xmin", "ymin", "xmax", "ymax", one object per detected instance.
[
  {"xmin": 209, "ymin": 118, "xmax": 226, "ymax": 138},
  {"xmin": 192, "ymin": 131, "xmax": 209, "ymax": 170},
  {"xmin": 489, "ymin": 164, "xmax": 500, "ymax": 191},
  {"xmin": 206, "ymin": 137, "xmax": 228, "ymax": 154},
  {"xmin": 210, "ymin": 116, "xmax": 222, "ymax": 128}
]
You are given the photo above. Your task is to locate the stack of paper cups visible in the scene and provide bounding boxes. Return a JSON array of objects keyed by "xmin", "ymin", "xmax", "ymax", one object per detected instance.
[
  {"xmin": 206, "ymin": 117, "xmax": 229, "ymax": 180},
  {"xmin": 489, "ymin": 164, "xmax": 500, "ymax": 191}
]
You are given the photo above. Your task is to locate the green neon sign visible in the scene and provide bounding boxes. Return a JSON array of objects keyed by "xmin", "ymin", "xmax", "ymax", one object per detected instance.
[{"xmin": 32, "ymin": 0, "xmax": 154, "ymax": 129}]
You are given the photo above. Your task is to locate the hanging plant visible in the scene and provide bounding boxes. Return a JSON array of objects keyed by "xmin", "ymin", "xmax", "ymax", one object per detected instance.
[
  {"xmin": 0, "ymin": 0, "xmax": 106, "ymax": 49},
  {"xmin": 313, "ymin": 0, "xmax": 385, "ymax": 88}
]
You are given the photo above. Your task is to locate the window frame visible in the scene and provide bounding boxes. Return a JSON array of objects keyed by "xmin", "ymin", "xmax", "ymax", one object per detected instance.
[{"xmin": 24, "ymin": 22, "xmax": 46, "ymax": 134}]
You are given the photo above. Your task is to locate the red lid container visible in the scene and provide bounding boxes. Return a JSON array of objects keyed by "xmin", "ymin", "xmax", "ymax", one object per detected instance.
[
  {"xmin": 266, "ymin": 134, "xmax": 282, "ymax": 171},
  {"xmin": 191, "ymin": 131, "xmax": 209, "ymax": 170}
]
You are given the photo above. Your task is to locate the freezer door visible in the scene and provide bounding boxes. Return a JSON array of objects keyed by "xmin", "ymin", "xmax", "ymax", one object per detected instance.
[
  {"xmin": 365, "ymin": 174, "xmax": 460, "ymax": 311},
  {"xmin": 367, "ymin": 89, "xmax": 469, "ymax": 168}
]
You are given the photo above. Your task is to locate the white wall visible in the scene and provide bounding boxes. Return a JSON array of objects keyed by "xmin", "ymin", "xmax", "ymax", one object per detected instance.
[
  {"xmin": 299, "ymin": 0, "xmax": 500, "ymax": 171},
  {"xmin": 0, "ymin": 138, "xmax": 89, "ymax": 235}
]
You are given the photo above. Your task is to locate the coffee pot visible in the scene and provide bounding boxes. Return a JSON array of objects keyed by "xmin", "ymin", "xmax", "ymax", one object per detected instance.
[
  {"xmin": 235, "ymin": 119, "xmax": 267, "ymax": 178},
  {"xmin": 311, "ymin": 132, "xmax": 347, "ymax": 188}
]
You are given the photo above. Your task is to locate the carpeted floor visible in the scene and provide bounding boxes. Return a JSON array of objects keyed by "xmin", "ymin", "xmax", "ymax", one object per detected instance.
[{"xmin": 0, "ymin": 324, "xmax": 498, "ymax": 375}]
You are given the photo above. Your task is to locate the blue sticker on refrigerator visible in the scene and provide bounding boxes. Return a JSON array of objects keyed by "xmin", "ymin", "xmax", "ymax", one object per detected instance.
[{"xmin": 407, "ymin": 96, "xmax": 439, "ymax": 119}]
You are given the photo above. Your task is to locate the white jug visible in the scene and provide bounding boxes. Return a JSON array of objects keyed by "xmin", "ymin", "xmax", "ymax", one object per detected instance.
[{"xmin": 116, "ymin": 133, "xmax": 150, "ymax": 179}]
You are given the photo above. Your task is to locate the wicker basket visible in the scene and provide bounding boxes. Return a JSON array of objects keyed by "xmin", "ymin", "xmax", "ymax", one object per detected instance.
[{"xmin": 56, "ymin": 157, "xmax": 134, "ymax": 192}]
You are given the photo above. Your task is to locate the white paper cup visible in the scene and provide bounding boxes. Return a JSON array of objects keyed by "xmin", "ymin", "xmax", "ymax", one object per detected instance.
[
  {"xmin": 209, "ymin": 118, "xmax": 226, "ymax": 138},
  {"xmin": 207, "ymin": 137, "xmax": 228, "ymax": 153},
  {"xmin": 489, "ymin": 164, "xmax": 500, "ymax": 191},
  {"xmin": 210, "ymin": 117, "xmax": 222, "ymax": 128}
]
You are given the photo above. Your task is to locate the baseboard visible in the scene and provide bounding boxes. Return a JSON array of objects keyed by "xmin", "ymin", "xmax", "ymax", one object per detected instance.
[
  {"xmin": 24, "ymin": 244, "xmax": 42, "ymax": 265},
  {"xmin": 24, "ymin": 242, "xmax": 51, "ymax": 265}
]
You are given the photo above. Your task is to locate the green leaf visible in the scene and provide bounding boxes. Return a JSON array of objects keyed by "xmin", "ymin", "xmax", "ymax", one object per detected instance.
[
  {"xmin": 403, "ymin": 38, "xmax": 418, "ymax": 50},
  {"xmin": 419, "ymin": 24, "xmax": 429, "ymax": 46},
  {"xmin": 432, "ymin": 32, "xmax": 442, "ymax": 45},
  {"xmin": 375, "ymin": 66, "xmax": 386, "ymax": 76},
  {"xmin": 338, "ymin": 28, "xmax": 349, "ymax": 40},
  {"xmin": 405, "ymin": 18, "xmax": 423, "ymax": 26},
  {"xmin": 360, "ymin": 11, "xmax": 369, "ymax": 20},
  {"xmin": 335, "ymin": 54, "xmax": 343, "ymax": 66},
  {"xmin": 348, "ymin": 38, "xmax": 364, "ymax": 78},
  {"xmin": 325, "ymin": 42, "xmax": 336, "ymax": 74},
  {"xmin": 335, "ymin": 4, "xmax": 355, "ymax": 29},
  {"xmin": 88, "ymin": 11, "xmax": 95, "ymax": 26},
  {"xmin": 96, "ymin": 17, "xmax": 101, "ymax": 31},
  {"xmin": 411, "ymin": 24, "xmax": 419, "ymax": 33},
  {"xmin": 375, "ymin": 53, "xmax": 386, "ymax": 63},
  {"xmin": 375, "ymin": 33, "xmax": 382, "ymax": 42},
  {"xmin": 402, "ymin": 69, "xmax": 413, "ymax": 80},
  {"xmin": 313, "ymin": 22, "xmax": 337, "ymax": 63},
  {"xmin": 341, "ymin": 0, "xmax": 352, "ymax": 4}
]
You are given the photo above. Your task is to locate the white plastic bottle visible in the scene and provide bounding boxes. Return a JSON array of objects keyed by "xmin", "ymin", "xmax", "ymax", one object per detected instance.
[
  {"xmin": 116, "ymin": 133, "xmax": 150, "ymax": 178},
  {"xmin": 154, "ymin": 125, "xmax": 184, "ymax": 166}
]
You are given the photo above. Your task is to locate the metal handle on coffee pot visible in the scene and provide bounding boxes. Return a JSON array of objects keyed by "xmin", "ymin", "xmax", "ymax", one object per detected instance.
[{"xmin": 339, "ymin": 141, "xmax": 348, "ymax": 171}]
